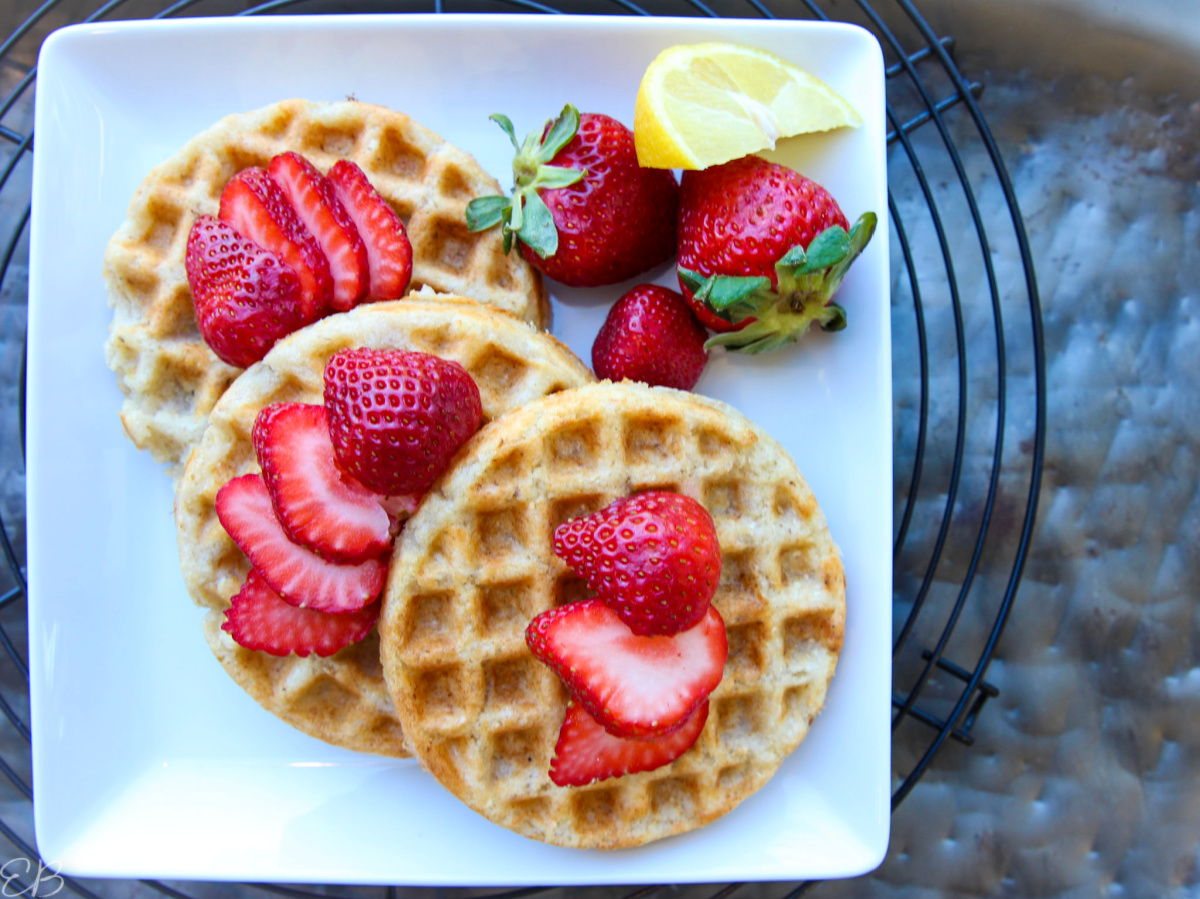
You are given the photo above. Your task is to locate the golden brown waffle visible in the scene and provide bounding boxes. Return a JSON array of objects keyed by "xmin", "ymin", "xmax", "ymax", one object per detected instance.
[
  {"xmin": 175, "ymin": 297, "xmax": 593, "ymax": 757},
  {"xmin": 379, "ymin": 381, "xmax": 845, "ymax": 846},
  {"xmin": 105, "ymin": 98, "xmax": 548, "ymax": 477}
]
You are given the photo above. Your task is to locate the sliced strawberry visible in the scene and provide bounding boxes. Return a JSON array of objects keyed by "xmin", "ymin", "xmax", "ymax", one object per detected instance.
[
  {"xmin": 185, "ymin": 215, "xmax": 304, "ymax": 368},
  {"xmin": 219, "ymin": 167, "xmax": 332, "ymax": 321},
  {"xmin": 268, "ymin": 152, "xmax": 369, "ymax": 311},
  {"xmin": 326, "ymin": 160, "xmax": 412, "ymax": 300},
  {"xmin": 215, "ymin": 474, "xmax": 386, "ymax": 613},
  {"xmin": 550, "ymin": 699, "xmax": 708, "ymax": 787},
  {"xmin": 252, "ymin": 403, "xmax": 392, "ymax": 562},
  {"xmin": 526, "ymin": 600, "xmax": 727, "ymax": 740},
  {"xmin": 222, "ymin": 569, "xmax": 380, "ymax": 657}
]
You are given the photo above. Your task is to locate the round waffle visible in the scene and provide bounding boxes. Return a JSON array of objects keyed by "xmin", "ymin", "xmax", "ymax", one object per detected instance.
[
  {"xmin": 105, "ymin": 98, "xmax": 548, "ymax": 477},
  {"xmin": 175, "ymin": 297, "xmax": 593, "ymax": 757},
  {"xmin": 379, "ymin": 381, "xmax": 846, "ymax": 847}
]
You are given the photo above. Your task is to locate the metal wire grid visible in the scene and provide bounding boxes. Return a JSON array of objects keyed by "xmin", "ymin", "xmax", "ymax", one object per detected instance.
[{"xmin": 0, "ymin": 0, "xmax": 1046, "ymax": 894}]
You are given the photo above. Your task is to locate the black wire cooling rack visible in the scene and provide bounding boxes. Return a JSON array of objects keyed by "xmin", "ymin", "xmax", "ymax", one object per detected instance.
[{"xmin": 0, "ymin": 0, "xmax": 1046, "ymax": 894}]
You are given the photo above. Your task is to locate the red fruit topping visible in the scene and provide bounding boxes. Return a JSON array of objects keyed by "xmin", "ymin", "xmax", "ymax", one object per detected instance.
[
  {"xmin": 549, "ymin": 699, "xmax": 708, "ymax": 787},
  {"xmin": 466, "ymin": 105, "xmax": 678, "ymax": 288},
  {"xmin": 327, "ymin": 160, "xmax": 413, "ymax": 300},
  {"xmin": 592, "ymin": 284, "xmax": 709, "ymax": 390},
  {"xmin": 323, "ymin": 348, "xmax": 482, "ymax": 496},
  {"xmin": 676, "ymin": 156, "xmax": 875, "ymax": 351},
  {"xmin": 219, "ymin": 166, "xmax": 332, "ymax": 321},
  {"xmin": 526, "ymin": 600, "xmax": 727, "ymax": 740},
  {"xmin": 185, "ymin": 215, "xmax": 305, "ymax": 368},
  {"xmin": 215, "ymin": 474, "xmax": 387, "ymax": 613},
  {"xmin": 554, "ymin": 492, "xmax": 721, "ymax": 636},
  {"xmin": 252, "ymin": 403, "xmax": 392, "ymax": 563},
  {"xmin": 268, "ymin": 152, "xmax": 369, "ymax": 311},
  {"xmin": 221, "ymin": 569, "xmax": 380, "ymax": 657}
]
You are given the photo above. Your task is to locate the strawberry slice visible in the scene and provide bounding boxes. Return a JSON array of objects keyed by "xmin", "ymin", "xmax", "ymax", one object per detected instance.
[
  {"xmin": 215, "ymin": 474, "xmax": 386, "ymax": 613},
  {"xmin": 222, "ymin": 569, "xmax": 380, "ymax": 657},
  {"xmin": 327, "ymin": 160, "xmax": 412, "ymax": 300},
  {"xmin": 184, "ymin": 215, "xmax": 304, "ymax": 368},
  {"xmin": 550, "ymin": 699, "xmax": 708, "ymax": 787},
  {"xmin": 252, "ymin": 403, "xmax": 392, "ymax": 563},
  {"xmin": 268, "ymin": 152, "xmax": 369, "ymax": 311},
  {"xmin": 526, "ymin": 600, "xmax": 727, "ymax": 740},
  {"xmin": 219, "ymin": 167, "xmax": 332, "ymax": 322}
]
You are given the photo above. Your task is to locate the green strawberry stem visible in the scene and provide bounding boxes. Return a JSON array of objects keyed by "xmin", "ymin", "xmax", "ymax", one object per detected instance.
[
  {"xmin": 464, "ymin": 105, "xmax": 587, "ymax": 259},
  {"xmin": 680, "ymin": 211, "xmax": 877, "ymax": 354}
]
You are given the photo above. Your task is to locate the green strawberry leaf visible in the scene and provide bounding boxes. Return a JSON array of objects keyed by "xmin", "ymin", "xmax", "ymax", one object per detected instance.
[
  {"xmin": 531, "ymin": 165, "xmax": 586, "ymax": 190},
  {"xmin": 536, "ymin": 104, "xmax": 581, "ymax": 164},
  {"xmin": 677, "ymin": 266, "xmax": 708, "ymax": 294},
  {"xmin": 489, "ymin": 114, "xmax": 519, "ymax": 150},
  {"xmin": 703, "ymin": 320, "xmax": 778, "ymax": 351},
  {"xmin": 516, "ymin": 190, "xmax": 558, "ymax": 258},
  {"xmin": 502, "ymin": 228, "xmax": 513, "ymax": 255},
  {"xmin": 820, "ymin": 302, "xmax": 848, "ymax": 332},
  {"xmin": 509, "ymin": 191, "xmax": 524, "ymax": 233},
  {"xmin": 707, "ymin": 275, "xmax": 771, "ymax": 312},
  {"xmin": 465, "ymin": 195, "xmax": 510, "ymax": 232},
  {"xmin": 847, "ymin": 212, "xmax": 878, "ymax": 256}
]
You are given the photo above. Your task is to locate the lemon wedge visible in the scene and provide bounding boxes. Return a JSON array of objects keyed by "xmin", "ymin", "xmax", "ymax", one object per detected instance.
[{"xmin": 634, "ymin": 42, "xmax": 862, "ymax": 170}]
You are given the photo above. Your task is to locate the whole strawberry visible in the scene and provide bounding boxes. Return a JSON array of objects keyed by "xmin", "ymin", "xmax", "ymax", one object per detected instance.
[
  {"xmin": 676, "ymin": 155, "xmax": 876, "ymax": 353},
  {"xmin": 592, "ymin": 284, "xmax": 708, "ymax": 390},
  {"xmin": 466, "ymin": 105, "xmax": 678, "ymax": 287},
  {"xmin": 553, "ymin": 491, "xmax": 721, "ymax": 636},
  {"xmin": 185, "ymin": 215, "xmax": 305, "ymax": 368},
  {"xmin": 323, "ymin": 349, "xmax": 482, "ymax": 496}
]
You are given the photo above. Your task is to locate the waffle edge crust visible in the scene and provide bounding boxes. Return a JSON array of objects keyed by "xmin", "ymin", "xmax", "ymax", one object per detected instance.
[
  {"xmin": 379, "ymin": 381, "xmax": 846, "ymax": 848},
  {"xmin": 175, "ymin": 297, "xmax": 593, "ymax": 757},
  {"xmin": 105, "ymin": 99, "xmax": 549, "ymax": 477}
]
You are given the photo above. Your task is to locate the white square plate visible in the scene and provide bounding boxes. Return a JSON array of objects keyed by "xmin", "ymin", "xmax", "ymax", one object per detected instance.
[{"xmin": 28, "ymin": 13, "xmax": 890, "ymax": 885}]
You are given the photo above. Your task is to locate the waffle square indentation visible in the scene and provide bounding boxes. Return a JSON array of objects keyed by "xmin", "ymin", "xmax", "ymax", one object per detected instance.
[
  {"xmin": 715, "ymin": 693, "xmax": 766, "ymax": 750},
  {"xmin": 299, "ymin": 122, "xmax": 362, "ymax": 157},
  {"xmin": 484, "ymin": 657, "xmax": 540, "ymax": 711},
  {"xmin": 623, "ymin": 417, "xmax": 685, "ymax": 468},
  {"xmin": 784, "ymin": 610, "xmax": 842, "ymax": 661},
  {"xmin": 412, "ymin": 665, "xmax": 469, "ymax": 719},
  {"xmin": 649, "ymin": 775, "xmax": 701, "ymax": 818},
  {"xmin": 725, "ymin": 622, "xmax": 767, "ymax": 680},
  {"xmin": 479, "ymin": 580, "xmax": 537, "ymax": 637},
  {"xmin": 718, "ymin": 550, "xmax": 763, "ymax": 619},
  {"xmin": 141, "ymin": 199, "xmax": 183, "ymax": 250},
  {"xmin": 717, "ymin": 762, "xmax": 751, "ymax": 793},
  {"xmin": 547, "ymin": 422, "xmax": 602, "ymax": 471},
  {"xmin": 778, "ymin": 542, "xmax": 821, "ymax": 582},
  {"xmin": 476, "ymin": 508, "xmax": 527, "ymax": 563},
  {"xmin": 704, "ymin": 480, "xmax": 743, "ymax": 517},
  {"xmin": 489, "ymin": 727, "xmax": 542, "ymax": 782},
  {"xmin": 572, "ymin": 787, "xmax": 619, "ymax": 832},
  {"xmin": 549, "ymin": 495, "xmax": 608, "ymax": 530},
  {"xmin": 774, "ymin": 485, "xmax": 816, "ymax": 526},
  {"xmin": 783, "ymin": 683, "xmax": 819, "ymax": 725},
  {"xmin": 482, "ymin": 447, "xmax": 533, "ymax": 491},
  {"xmin": 402, "ymin": 592, "xmax": 455, "ymax": 652},
  {"xmin": 554, "ymin": 573, "xmax": 592, "ymax": 607},
  {"xmin": 697, "ymin": 428, "xmax": 738, "ymax": 469},
  {"xmin": 471, "ymin": 349, "xmax": 529, "ymax": 397},
  {"xmin": 436, "ymin": 164, "xmax": 473, "ymax": 201},
  {"xmin": 418, "ymin": 217, "xmax": 477, "ymax": 272},
  {"xmin": 372, "ymin": 126, "xmax": 427, "ymax": 180}
]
